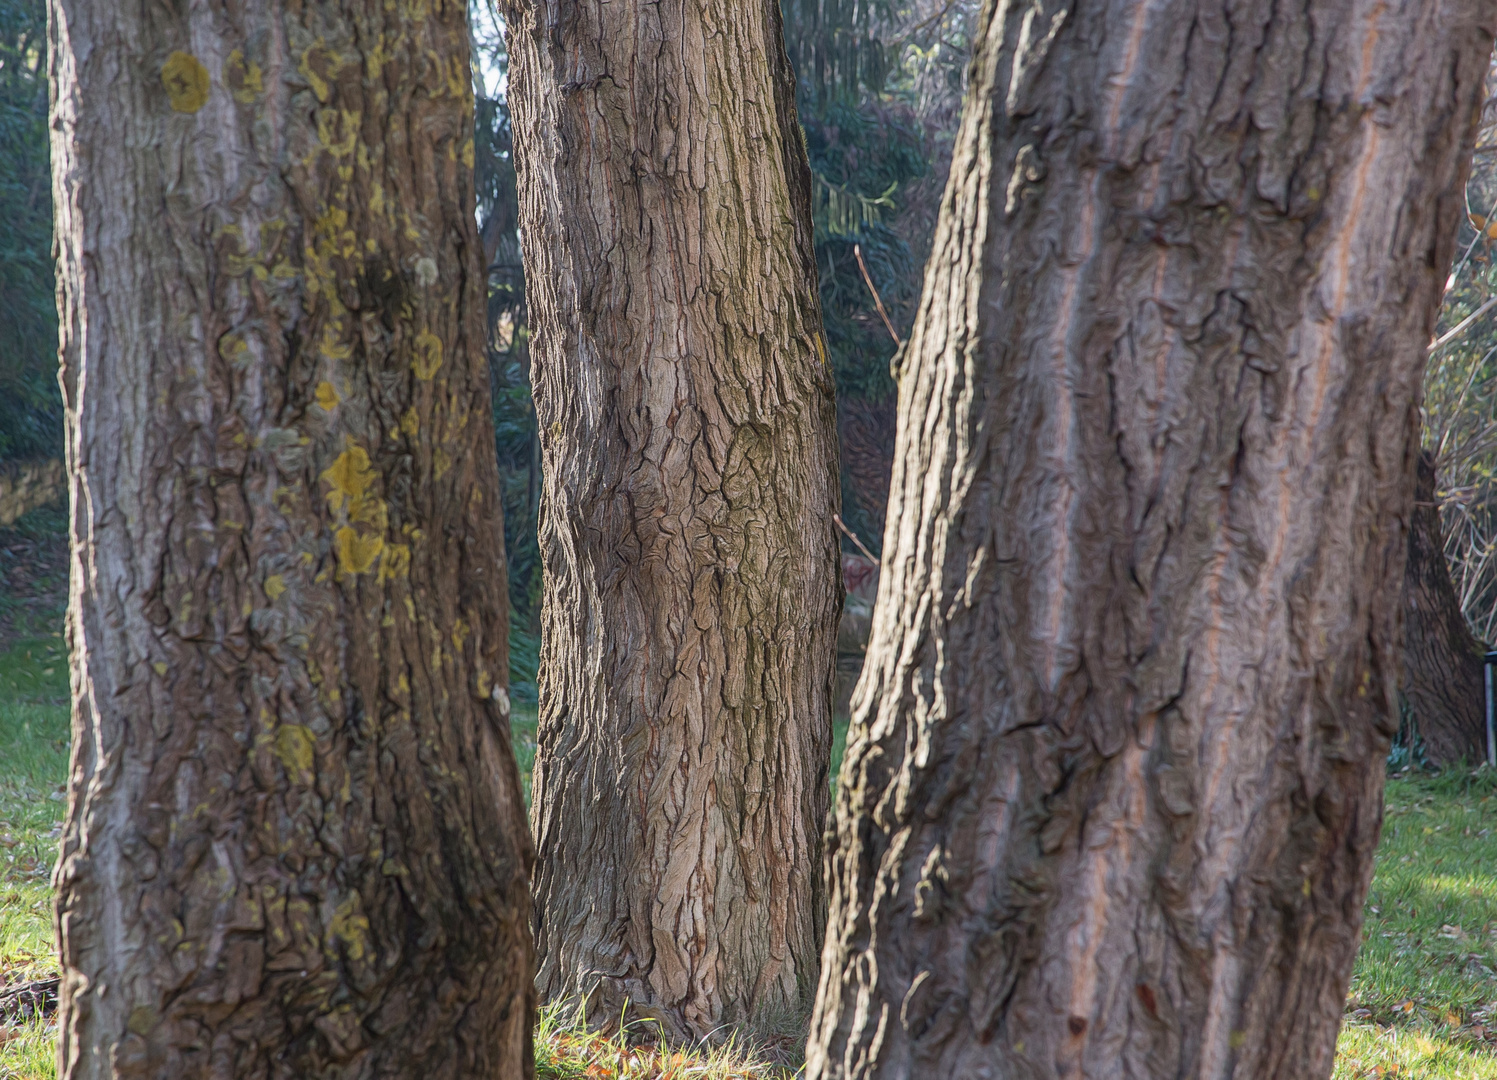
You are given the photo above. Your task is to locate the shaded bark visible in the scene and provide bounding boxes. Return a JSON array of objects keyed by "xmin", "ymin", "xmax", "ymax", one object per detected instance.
[
  {"xmin": 1403, "ymin": 449, "xmax": 1488, "ymax": 765},
  {"xmin": 49, "ymin": 3, "xmax": 535, "ymax": 1077},
  {"xmin": 808, "ymin": 3, "xmax": 1493, "ymax": 1079},
  {"xmin": 503, "ymin": 0, "xmax": 842, "ymax": 1043}
]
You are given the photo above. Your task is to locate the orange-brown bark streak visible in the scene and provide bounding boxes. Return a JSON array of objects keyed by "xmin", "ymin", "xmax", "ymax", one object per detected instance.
[{"xmin": 808, "ymin": 1, "xmax": 1494, "ymax": 1078}]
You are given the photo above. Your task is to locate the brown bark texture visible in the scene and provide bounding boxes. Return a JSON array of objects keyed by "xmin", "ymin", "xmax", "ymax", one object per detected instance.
[
  {"xmin": 49, "ymin": 2, "xmax": 535, "ymax": 1078},
  {"xmin": 807, "ymin": 3, "xmax": 1494, "ymax": 1079},
  {"xmin": 1403, "ymin": 449, "xmax": 1488, "ymax": 765},
  {"xmin": 503, "ymin": 0, "xmax": 843, "ymax": 1043}
]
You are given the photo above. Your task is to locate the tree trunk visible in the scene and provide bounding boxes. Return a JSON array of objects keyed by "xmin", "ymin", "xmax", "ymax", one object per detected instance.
[
  {"xmin": 49, "ymin": 4, "xmax": 535, "ymax": 1078},
  {"xmin": 808, "ymin": 3, "xmax": 1492, "ymax": 1079},
  {"xmin": 503, "ymin": 0, "xmax": 842, "ymax": 1043},
  {"xmin": 1403, "ymin": 449, "xmax": 1488, "ymax": 765}
]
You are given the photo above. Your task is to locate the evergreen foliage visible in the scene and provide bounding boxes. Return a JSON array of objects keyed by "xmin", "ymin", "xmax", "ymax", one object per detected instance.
[
  {"xmin": 782, "ymin": 0, "xmax": 893, "ymax": 114},
  {"xmin": 0, "ymin": 0, "xmax": 60, "ymax": 462},
  {"xmin": 784, "ymin": 0, "xmax": 978, "ymax": 548}
]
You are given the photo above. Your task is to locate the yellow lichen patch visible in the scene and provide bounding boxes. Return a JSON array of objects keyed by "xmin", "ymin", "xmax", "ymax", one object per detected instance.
[
  {"xmin": 314, "ymin": 381, "xmax": 340, "ymax": 411},
  {"xmin": 152, "ymin": 662, "xmax": 168, "ymax": 677},
  {"xmin": 349, "ymin": 490, "xmax": 388, "ymax": 530},
  {"xmin": 335, "ymin": 525, "xmax": 385, "ymax": 577},
  {"xmin": 329, "ymin": 896, "xmax": 372, "ymax": 961},
  {"xmin": 225, "ymin": 49, "xmax": 263, "ymax": 103},
  {"xmin": 476, "ymin": 668, "xmax": 492, "ymax": 698},
  {"xmin": 264, "ymin": 574, "xmax": 287, "ymax": 601},
  {"xmin": 317, "ymin": 109, "xmax": 362, "ymax": 158},
  {"xmin": 412, "ymin": 329, "xmax": 443, "ymax": 380},
  {"xmin": 399, "ymin": 407, "xmax": 419, "ymax": 437},
  {"xmin": 365, "ymin": 36, "xmax": 390, "ymax": 81},
  {"xmin": 161, "ymin": 51, "xmax": 210, "ymax": 113},
  {"xmin": 318, "ymin": 322, "xmax": 353, "ymax": 361},
  {"xmin": 274, "ymin": 724, "xmax": 316, "ymax": 778},
  {"xmin": 433, "ymin": 447, "xmax": 452, "ymax": 480},
  {"xmin": 299, "ymin": 41, "xmax": 332, "ymax": 103},
  {"xmin": 127, "ymin": 1005, "xmax": 156, "ymax": 1036},
  {"xmin": 321, "ymin": 443, "xmax": 378, "ymax": 515},
  {"xmin": 377, "ymin": 542, "xmax": 410, "ymax": 584},
  {"xmin": 218, "ymin": 331, "xmax": 250, "ymax": 368},
  {"xmin": 309, "ymin": 207, "xmax": 359, "ymax": 264},
  {"xmin": 219, "ymin": 230, "xmax": 265, "ymax": 279},
  {"xmin": 444, "ymin": 54, "xmax": 466, "ymax": 99},
  {"xmin": 452, "ymin": 618, "xmax": 469, "ymax": 651},
  {"xmin": 461, "ymin": 138, "xmax": 475, "ymax": 168},
  {"xmin": 321, "ymin": 441, "xmax": 391, "ymax": 579}
]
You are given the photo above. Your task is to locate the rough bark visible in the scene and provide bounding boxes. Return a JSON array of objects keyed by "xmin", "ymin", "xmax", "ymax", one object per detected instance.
[
  {"xmin": 1403, "ymin": 449, "xmax": 1488, "ymax": 765},
  {"xmin": 503, "ymin": 0, "xmax": 842, "ymax": 1043},
  {"xmin": 808, "ymin": 3, "xmax": 1493, "ymax": 1079},
  {"xmin": 49, "ymin": 3, "xmax": 535, "ymax": 1078}
]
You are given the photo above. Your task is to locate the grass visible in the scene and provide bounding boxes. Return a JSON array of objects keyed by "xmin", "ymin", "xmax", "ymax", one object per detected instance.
[
  {"xmin": 0, "ymin": 632, "xmax": 68, "ymax": 1080},
  {"xmin": 2, "ymin": 516, "xmax": 1496, "ymax": 1079},
  {"xmin": 0, "ymin": 635, "xmax": 67, "ymax": 979},
  {"xmin": 534, "ymin": 1005, "xmax": 796, "ymax": 1080},
  {"xmin": 1332, "ymin": 767, "xmax": 1497, "ymax": 1078}
]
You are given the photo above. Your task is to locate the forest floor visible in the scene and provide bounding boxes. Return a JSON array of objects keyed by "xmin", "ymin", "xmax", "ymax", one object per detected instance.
[{"xmin": 3, "ymin": 502, "xmax": 1497, "ymax": 1078}]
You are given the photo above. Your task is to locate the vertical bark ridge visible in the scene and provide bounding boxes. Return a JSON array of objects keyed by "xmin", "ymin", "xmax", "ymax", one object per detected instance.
[
  {"xmin": 809, "ymin": 1, "xmax": 1493, "ymax": 1077},
  {"xmin": 504, "ymin": 0, "xmax": 841, "ymax": 1043},
  {"xmin": 49, "ymin": 3, "xmax": 535, "ymax": 1077}
]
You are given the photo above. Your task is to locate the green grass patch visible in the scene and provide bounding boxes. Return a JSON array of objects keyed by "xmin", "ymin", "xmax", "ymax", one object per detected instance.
[
  {"xmin": 534, "ymin": 1003, "xmax": 797, "ymax": 1079},
  {"xmin": 0, "ymin": 637, "xmax": 67, "ymax": 985},
  {"xmin": 0, "ymin": 1017, "xmax": 56, "ymax": 1080},
  {"xmin": 0, "ymin": 635, "xmax": 68, "ymax": 1080},
  {"xmin": 1332, "ymin": 768, "xmax": 1497, "ymax": 1077}
]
